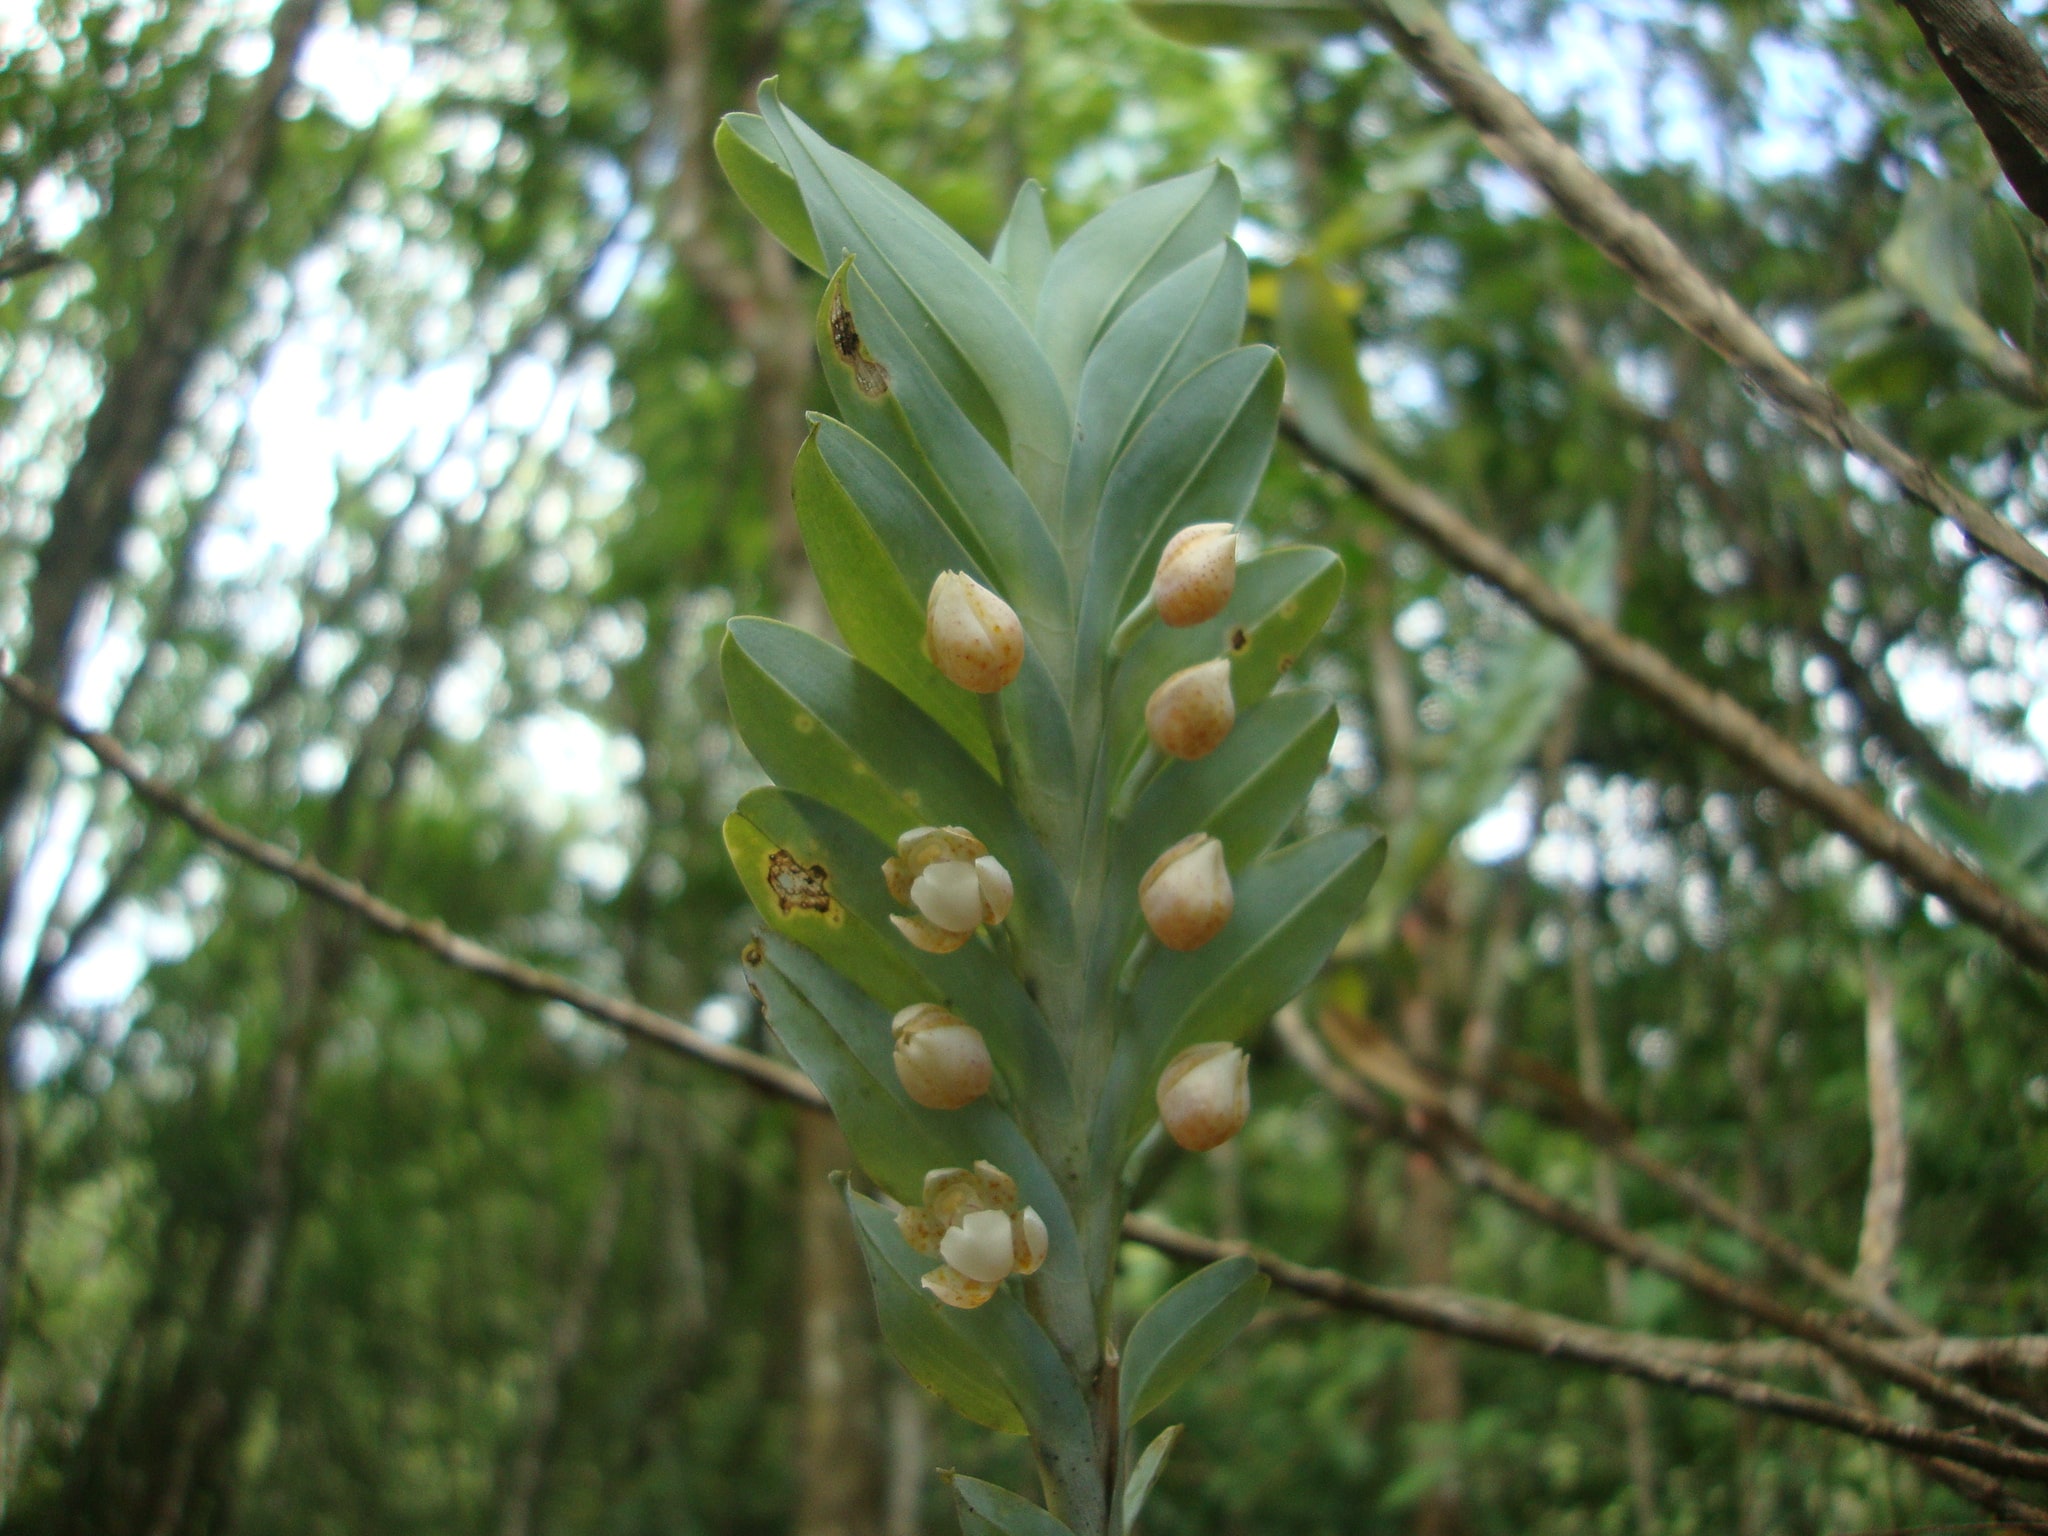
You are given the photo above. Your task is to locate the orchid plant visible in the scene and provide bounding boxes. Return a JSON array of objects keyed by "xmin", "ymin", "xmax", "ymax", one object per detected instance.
[{"xmin": 717, "ymin": 88, "xmax": 1384, "ymax": 1536}]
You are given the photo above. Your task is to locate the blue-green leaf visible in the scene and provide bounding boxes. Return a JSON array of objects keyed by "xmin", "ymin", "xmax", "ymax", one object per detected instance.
[
  {"xmin": 993, "ymin": 180, "xmax": 1054, "ymax": 316},
  {"xmin": 953, "ymin": 1476, "xmax": 1078, "ymax": 1536},
  {"xmin": 1098, "ymin": 691, "xmax": 1337, "ymax": 981},
  {"xmin": 834, "ymin": 263, "xmax": 1073, "ymax": 664},
  {"xmin": 720, "ymin": 619, "xmax": 1073, "ymax": 953},
  {"xmin": 758, "ymin": 85, "xmax": 1071, "ymax": 518},
  {"xmin": 713, "ymin": 113, "xmax": 825, "ymax": 273},
  {"xmin": 1128, "ymin": 827, "xmax": 1386, "ymax": 1084},
  {"xmin": 1107, "ymin": 545, "xmax": 1343, "ymax": 781},
  {"xmin": 1059, "ymin": 242, "xmax": 1249, "ymax": 571},
  {"xmin": 1119, "ymin": 1257, "xmax": 1268, "ymax": 1424},
  {"xmin": 803, "ymin": 416, "xmax": 1080, "ymax": 831},
  {"xmin": 1037, "ymin": 165, "xmax": 1240, "ymax": 399},
  {"xmin": 1079, "ymin": 346, "xmax": 1283, "ymax": 669},
  {"xmin": 1122, "ymin": 1424, "xmax": 1182, "ymax": 1532},
  {"xmin": 726, "ymin": 788, "xmax": 1071, "ymax": 1119}
]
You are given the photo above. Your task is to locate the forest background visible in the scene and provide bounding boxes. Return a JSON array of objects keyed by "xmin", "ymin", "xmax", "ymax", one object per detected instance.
[{"xmin": 5, "ymin": 0, "xmax": 2048, "ymax": 1532}]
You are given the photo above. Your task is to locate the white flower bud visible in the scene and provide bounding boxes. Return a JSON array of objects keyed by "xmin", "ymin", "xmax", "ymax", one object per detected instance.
[
  {"xmin": 892, "ymin": 1004, "xmax": 993, "ymax": 1110},
  {"xmin": 1139, "ymin": 833, "xmax": 1233, "ymax": 951},
  {"xmin": 1156, "ymin": 1042, "xmax": 1251, "ymax": 1152},
  {"xmin": 1152, "ymin": 523, "xmax": 1237, "ymax": 628},
  {"xmin": 940, "ymin": 1208, "xmax": 1018, "ymax": 1284},
  {"xmin": 1145, "ymin": 658, "xmax": 1235, "ymax": 760},
  {"xmin": 926, "ymin": 571, "xmax": 1024, "ymax": 693},
  {"xmin": 1013, "ymin": 1207, "xmax": 1049, "ymax": 1275}
]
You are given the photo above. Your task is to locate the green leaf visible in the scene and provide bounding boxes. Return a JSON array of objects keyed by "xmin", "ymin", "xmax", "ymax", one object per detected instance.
[
  {"xmin": 1059, "ymin": 242, "xmax": 1249, "ymax": 571},
  {"xmin": 1126, "ymin": 827, "xmax": 1386, "ymax": 1094},
  {"xmin": 845, "ymin": 1192, "xmax": 1033, "ymax": 1436},
  {"xmin": 1976, "ymin": 201, "xmax": 2035, "ymax": 353},
  {"xmin": 1122, "ymin": 1425, "xmax": 1182, "ymax": 1532},
  {"xmin": 832, "ymin": 263, "xmax": 1074, "ymax": 664},
  {"xmin": 1119, "ymin": 1256, "xmax": 1268, "ymax": 1424},
  {"xmin": 746, "ymin": 938, "xmax": 1085, "ymax": 1298},
  {"xmin": 795, "ymin": 424, "xmax": 994, "ymax": 771},
  {"xmin": 1129, "ymin": 0, "xmax": 1359, "ymax": 48},
  {"xmin": 1099, "ymin": 691, "xmax": 1337, "ymax": 978},
  {"xmin": 741, "ymin": 934, "xmax": 972, "ymax": 1201},
  {"xmin": 993, "ymin": 180, "xmax": 1054, "ymax": 316},
  {"xmin": 1036, "ymin": 164, "xmax": 1240, "ymax": 399},
  {"xmin": 1357, "ymin": 508, "xmax": 1615, "ymax": 948},
  {"xmin": 713, "ymin": 113, "xmax": 825, "ymax": 273},
  {"xmin": 1276, "ymin": 258, "xmax": 1372, "ymax": 448},
  {"xmin": 953, "ymin": 1475, "xmax": 1078, "ymax": 1536},
  {"xmin": 803, "ymin": 414, "xmax": 1080, "ymax": 832},
  {"xmin": 1108, "ymin": 545, "xmax": 1344, "ymax": 780},
  {"xmin": 726, "ymin": 788, "xmax": 1071, "ymax": 1117},
  {"xmin": 1920, "ymin": 782, "xmax": 2048, "ymax": 913},
  {"xmin": 1078, "ymin": 346, "xmax": 1284, "ymax": 667},
  {"xmin": 724, "ymin": 805, "xmax": 931, "ymax": 1015},
  {"xmin": 1878, "ymin": 174, "xmax": 2034, "ymax": 395},
  {"xmin": 758, "ymin": 85, "xmax": 1071, "ymax": 519},
  {"xmin": 720, "ymin": 619, "xmax": 1072, "ymax": 953}
]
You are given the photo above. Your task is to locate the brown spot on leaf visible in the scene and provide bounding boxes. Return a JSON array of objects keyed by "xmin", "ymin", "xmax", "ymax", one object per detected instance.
[
  {"xmin": 742, "ymin": 938, "xmax": 766, "ymax": 968},
  {"xmin": 766, "ymin": 849, "xmax": 835, "ymax": 915},
  {"xmin": 1227, "ymin": 625, "xmax": 1250, "ymax": 654},
  {"xmin": 1278, "ymin": 653, "xmax": 1295, "ymax": 673},
  {"xmin": 829, "ymin": 287, "xmax": 890, "ymax": 398}
]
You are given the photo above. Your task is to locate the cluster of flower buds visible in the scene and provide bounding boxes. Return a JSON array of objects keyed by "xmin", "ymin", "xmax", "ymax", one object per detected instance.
[
  {"xmin": 1140, "ymin": 832, "xmax": 1233, "ymax": 951},
  {"xmin": 925, "ymin": 571, "xmax": 1024, "ymax": 693},
  {"xmin": 897, "ymin": 1161, "xmax": 1048, "ymax": 1309},
  {"xmin": 892, "ymin": 1003, "xmax": 992, "ymax": 1109},
  {"xmin": 884, "ymin": 825, "xmax": 1013, "ymax": 953},
  {"xmin": 1156, "ymin": 1042, "xmax": 1250, "ymax": 1152},
  {"xmin": 1152, "ymin": 522, "xmax": 1237, "ymax": 628}
]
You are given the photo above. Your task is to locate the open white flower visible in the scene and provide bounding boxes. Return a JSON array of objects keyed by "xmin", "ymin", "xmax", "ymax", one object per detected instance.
[
  {"xmin": 896, "ymin": 1161, "xmax": 1049, "ymax": 1309},
  {"xmin": 885, "ymin": 826, "xmax": 1013, "ymax": 953}
]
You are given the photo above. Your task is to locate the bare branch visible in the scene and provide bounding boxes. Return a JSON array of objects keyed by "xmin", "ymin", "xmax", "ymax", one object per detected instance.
[
  {"xmin": 1895, "ymin": 0, "xmax": 2048, "ymax": 225},
  {"xmin": 0, "ymin": 671, "xmax": 824, "ymax": 1111},
  {"xmin": 1284, "ymin": 415, "xmax": 2048, "ymax": 979},
  {"xmin": 1292, "ymin": 1004, "xmax": 2048, "ymax": 1449},
  {"xmin": 1348, "ymin": 0, "xmax": 2048, "ymax": 597},
  {"xmin": 1123, "ymin": 1213, "xmax": 2048, "ymax": 1501}
]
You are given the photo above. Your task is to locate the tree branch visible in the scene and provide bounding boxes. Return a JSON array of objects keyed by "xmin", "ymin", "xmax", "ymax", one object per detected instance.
[
  {"xmin": 1123, "ymin": 1213, "xmax": 2048, "ymax": 1502},
  {"xmin": 1895, "ymin": 0, "xmax": 2048, "ymax": 225},
  {"xmin": 1284, "ymin": 1003, "xmax": 2048, "ymax": 1450},
  {"xmin": 1347, "ymin": 0, "xmax": 2048, "ymax": 598},
  {"xmin": 1856, "ymin": 951, "xmax": 1909, "ymax": 1306},
  {"xmin": 1284, "ymin": 414, "xmax": 2048, "ymax": 979},
  {"xmin": 0, "ymin": 671, "xmax": 824, "ymax": 1110}
]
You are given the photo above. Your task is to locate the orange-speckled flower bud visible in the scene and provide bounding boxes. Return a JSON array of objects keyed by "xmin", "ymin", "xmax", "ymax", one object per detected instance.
[
  {"xmin": 1145, "ymin": 658, "xmax": 1235, "ymax": 760},
  {"xmin": 1139, "ymin": 833, "xmax": 1233, "ymax": 951},
  {"xmin": 926, "ymin": 571, "xmax": 1024, "ymax": 693},
  {"xmin": 1152, "ymin": 523, "xmax": 1237, "ymax": 627},
  {"xmin": 1157, "ymin": 1042, "xmax": 1250, "ymax": 1151}
]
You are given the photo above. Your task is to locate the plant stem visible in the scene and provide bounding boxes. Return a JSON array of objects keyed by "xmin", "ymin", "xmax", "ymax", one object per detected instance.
[
  {"xmin": 1108, "ymin": 593, "xmax": 1157, "ymax": 659},
  {"xmin": 1109, "ymin": 746, "xmax": 1161, "ymax": 823},
  {"xmin": 982, "ymin": 691, "xmax": 1018, "ymax": 790}
]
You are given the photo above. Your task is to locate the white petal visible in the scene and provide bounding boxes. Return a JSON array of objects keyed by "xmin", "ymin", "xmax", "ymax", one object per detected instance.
[
  {"xmin": 911, "ymin": 860, "xmax": 984, "ymax": 933},
  {"xmin": 974, "ymin": 856, "xmax": 1013, "ymax": 924},
  {"xmin": 939, "ymin": 1208, "xmax": 1017, "ymax": 1284}
]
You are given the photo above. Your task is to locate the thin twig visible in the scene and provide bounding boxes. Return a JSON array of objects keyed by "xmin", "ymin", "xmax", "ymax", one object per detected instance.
[
  {"xmin": 1894, "ymin": 0, "xmax": 2048, "ymax": 224},
  {"xmin": 0, "ymin": 672, "xmax": 824, "ymax": 1110},
  {"xmin": 1284, "ymin": 414, "xmax": 2048, "ymax": 979},
  {"xmin": 1346, "ymin": 0, "xmax": 2048, "ymax": 598}
]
